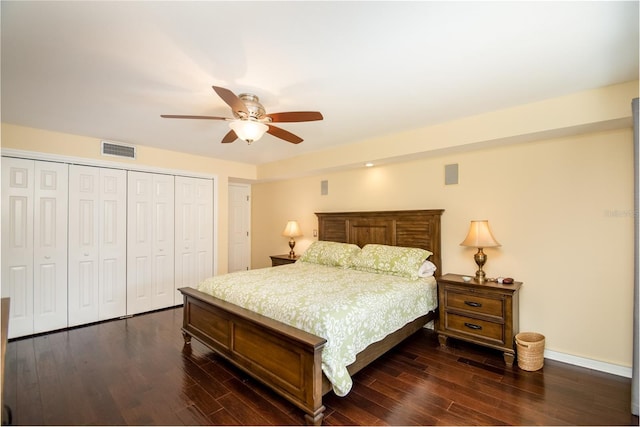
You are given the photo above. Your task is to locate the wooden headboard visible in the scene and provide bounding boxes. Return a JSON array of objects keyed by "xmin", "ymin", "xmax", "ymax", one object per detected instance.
[{"xmin": 315, "ymin": 209, "xmax": 444, "ymax": 276}]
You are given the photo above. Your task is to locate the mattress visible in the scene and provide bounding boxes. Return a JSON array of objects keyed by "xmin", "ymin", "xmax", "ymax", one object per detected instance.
[{"xmin": 197, "ymin": 261, "xmax": 438, "ymax": 396}]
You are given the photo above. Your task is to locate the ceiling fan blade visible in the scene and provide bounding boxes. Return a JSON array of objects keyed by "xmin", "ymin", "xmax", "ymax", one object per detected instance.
[
  {"xmin": 212, "ymin": 86, "xmax": 248, "ymax": 116},
  {"xmin": 266, "ymin": 111, "xmax": 323, "ymax": 122},
  {"xmin": 266, "ymin": 124, "xmax": 303, "ymax": 144},
  {"xmin": 160, "ymin": 114, "xmax": 230, "ymax": 120},
  {"xmin": 221, "ymin": 130, "xmax": 237, "ymax": 144}
]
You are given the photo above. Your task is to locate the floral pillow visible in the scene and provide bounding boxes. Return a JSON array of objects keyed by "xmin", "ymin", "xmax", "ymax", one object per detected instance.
[
  {"xmin": 298, "ymin": 240, "xmax": 362, "ymax": 267},
  {"xmin": 350, "ymin": 244, "xmax": 433, "ymax": 280}
]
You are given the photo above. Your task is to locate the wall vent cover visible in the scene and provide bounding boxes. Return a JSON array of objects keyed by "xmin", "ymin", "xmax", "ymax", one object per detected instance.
[{"xmin": 101, "ymin": 140, "xmax": 136, "ymax": 159}]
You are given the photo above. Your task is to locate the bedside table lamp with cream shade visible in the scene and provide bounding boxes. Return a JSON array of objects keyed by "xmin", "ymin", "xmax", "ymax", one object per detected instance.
[
  {"xmin": 460, "ymin": 220, "xmax": 501, "ymax": 283},
  {"xmin": 282, "ymin": 220, "xmax": 302, "ymax": 258}
]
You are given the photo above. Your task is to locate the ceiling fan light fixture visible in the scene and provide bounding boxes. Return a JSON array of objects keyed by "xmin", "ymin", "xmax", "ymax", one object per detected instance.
[
  {"xmin": 229, "ymin": 120, "xmax": 268, "ymax": 144},
  {"xmin": 162, "ymin": 86, "xmax": 322, "ymax": 144}
]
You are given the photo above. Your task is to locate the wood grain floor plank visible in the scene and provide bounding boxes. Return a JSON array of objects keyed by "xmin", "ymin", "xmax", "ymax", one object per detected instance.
[
  {"xmin": 219, "ymin": 392, "xmax": 277, "ymax": 425},
  {"xmin": 322, "ymin": 407, "xmax": 358, "ymax": 425},
  {"xmin": 173, "ymin": 404, "xmax": 212, "ymax": 426},
  {"xmin": 13, "ymin": 339, "xmax": 45, "ymax": 425},
  {"xmin": 3, "ymin": 307, "xmax": 637, "ymax": 426},
  {"xmin": 182, "ymin": 381, "xmax": 225, "ymax": 416},
  {"xmin": 222, "ymin": 377, "xmax": 302, "ymax": 425},
  {"xmin": 323, "ymin": 392, "xmax": 387, "ymax": 426},
  {"xmin": 206, "ymin": 407, "xmax": 243, "ymax": 425},
  {"xmin": 352, "ymin": 380, "xmax": 445, "ymax": 425}
]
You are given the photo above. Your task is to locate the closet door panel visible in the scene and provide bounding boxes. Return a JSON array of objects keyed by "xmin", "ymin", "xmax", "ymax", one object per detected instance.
[
  {"xmin": 68, "ymin": 166, "xmax": 100, "ymax": 326},
  {"xmin": 127, "ymin": 171, "xmax": 153, "ymax": 314},
  {"xmin": 2, "ymin": 158, "xmax": 68, "ymax": 337},
  {"xmin": 153, "ymin": 251, "xmax": 173, "ymax": 304},
  {"xmin": 175, "ymin": 176, "xmax": 212, "ymax": 302},
  {"xmin": 151, "ymin": 174, "xmax": 174, "ymax": 309},
  {"xmin": 69, "ymin": 166, "xmax": 126, "ymax": 325},
  {"xmin": 127, "ymin": 172, "xmax": 174, "ymax": 314},
  {"xmin": 98, "ymin": 169, "xmax": 127, "ymax": 320},
  {"xmin": 77, "ymin": 260, "xmax": 96, "ymax": 310},
  {"xmin": 7, "ymin": 267, "xmax": 30, "ymax": 333},
  {"xmin": 33, "ymin": 161, "xmax": 68, "ymax": 333},
  {"xmin": 1, "ymin": 158, "xmax": 35, "ymax": 337},
  {"xmin": 194, "ymin": 179, "xmax": 213, "ymax": 284}
]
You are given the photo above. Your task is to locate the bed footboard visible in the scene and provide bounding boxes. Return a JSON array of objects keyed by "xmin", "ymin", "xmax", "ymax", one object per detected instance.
[{"xmin": 179, "ymin": 287, "xmax": 327, "ymax": 425}]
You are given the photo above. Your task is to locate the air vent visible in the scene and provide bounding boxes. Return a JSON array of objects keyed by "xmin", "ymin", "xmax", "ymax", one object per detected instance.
[{"xmin": 101, "ymin": 140, "xmax": 136, "ymax": 159}]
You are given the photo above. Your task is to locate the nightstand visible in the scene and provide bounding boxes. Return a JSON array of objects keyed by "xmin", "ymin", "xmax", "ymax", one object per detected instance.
[
  {"xmin": 437, "ymin": 273, "xmax": 521, "ymax": 366},
  {"xmin": 270, "ymin": 254, "xmax": 299, "ymax": 266}
]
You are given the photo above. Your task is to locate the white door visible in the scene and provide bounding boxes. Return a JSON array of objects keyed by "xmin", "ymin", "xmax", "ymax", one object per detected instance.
[
  {"xmin": 33, "ymin": 161, "xmax": 68, "ymax": 334},
  {"xmin": 127, "ymin": 171, "xmax": 174, "ymax": 314},
  {"xmin": 2, "ymin": 158, "xmax": 35, "ymax": 337},
  {"xmin": 175, "ymin": 176, "xmax": 213, "ymax": 302},
  {"xmin": 68, "ymin": 165, "xmax": 100, "ymax": 326},
  {"xmin": 97, "ymin": 168, "xmax": 127, "ymax": 320},
  {"xmin": 68, "ymin": 165, "xmax": 126, "ymax": 326},
  {"xmin": 151, "ymin": 174, "xmax": 175, "ymax": 308},
  {"xmin": 228, "ymin": 183, "xmax": 251, "ymax": 272},
  {"xmin": 1, "ymin": 158, "xmax": 68, "ymax": 338}
]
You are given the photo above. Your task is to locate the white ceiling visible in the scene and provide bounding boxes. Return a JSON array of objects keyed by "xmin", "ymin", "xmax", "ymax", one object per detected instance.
[{"xmin": 2, "ymin": 1, "xmax": 638, "ymax": 165}]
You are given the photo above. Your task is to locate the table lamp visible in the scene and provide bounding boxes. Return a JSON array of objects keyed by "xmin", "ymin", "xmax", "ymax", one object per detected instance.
[
  {"xmin": 460, "ymin": 220, "xmax": 501, "ymax": 283},
  {"xmin": 282, "ymin": 220, "xmax": 302, "ymax": 258}
]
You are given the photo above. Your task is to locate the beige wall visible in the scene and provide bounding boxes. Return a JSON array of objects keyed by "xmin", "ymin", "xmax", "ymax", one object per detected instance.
[
  {"xmin": 251, "ymin": 82, "xmax": 637, "ymax": 370},
  {"xmin": 252, "ymin": 128, "xmax": 634, "ymax": 368},
  {"xmin": 0, "ymin": 123, "xmax": 257, "ymax": 274}
]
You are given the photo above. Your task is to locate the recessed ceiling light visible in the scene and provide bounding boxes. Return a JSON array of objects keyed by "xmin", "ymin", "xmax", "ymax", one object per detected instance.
[{"xmin": 364, "ymin": 162, "xmax": 374, "ymax": 167}]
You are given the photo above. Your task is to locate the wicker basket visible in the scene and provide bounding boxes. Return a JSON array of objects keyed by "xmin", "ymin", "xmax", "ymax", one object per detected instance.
[{"xmin": 515, "ymin": 332, "xmax": 545, "ymax": 371}]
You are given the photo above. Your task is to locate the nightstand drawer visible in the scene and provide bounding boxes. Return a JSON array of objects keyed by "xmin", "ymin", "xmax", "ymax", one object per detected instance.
[
  {"xmin": 445, "ymin": 313, "xmax": 504, "ymax": 344},
  {"xmin": 445, "ymin": 289, "xmax": 504, "ymax": 318}
]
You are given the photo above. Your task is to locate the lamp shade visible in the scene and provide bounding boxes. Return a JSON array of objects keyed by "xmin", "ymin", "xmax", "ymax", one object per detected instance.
[
  {"xmin": 460, "ymin": 220, "xmax": 501, "ymax": 248},
  {"xmin": 229, "ymin": 120, "xmax": 268, "ymax": 143},
  {"xmin": 282, "ymin": 220, "xmax": 302, "ymax": 237}
]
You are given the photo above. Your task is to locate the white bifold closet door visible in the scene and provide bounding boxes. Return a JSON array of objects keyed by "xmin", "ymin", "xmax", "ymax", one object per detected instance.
[
  {"xmin": 127, "ymin": 171, "xmax": 175, "ymax": 314},
  {"xmin": 174, "ymin": 176, "xmax": 213, "ymax": 302},
  {"xmin": 68, "ymin": 165, "xmax": 127, "ymax": 326},
  {"xmin": 1, "ymin": 157, "xmax": 68, "ymax": 338}
]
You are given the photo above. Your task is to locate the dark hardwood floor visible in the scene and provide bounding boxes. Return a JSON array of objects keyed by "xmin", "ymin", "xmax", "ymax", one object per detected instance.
[{"xmin": 3, "ymin": 307, "xmax": 638, "ymax": 426}]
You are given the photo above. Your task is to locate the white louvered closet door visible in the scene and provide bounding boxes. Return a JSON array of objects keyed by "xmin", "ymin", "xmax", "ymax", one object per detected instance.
[
  {"xmin": 127, "ymin": 171, "xmax": 175, "ymax": 314},
  {"xmin": 68, "ymin": 165, "xmax": 126, "ymax": 326},
  {"xmin": 1, "ymin": 157, "xmax": 68, "ymax": 338},
  {"xmin": 174, "ymin": 176, "xmax": 213, "ymax": 303}
]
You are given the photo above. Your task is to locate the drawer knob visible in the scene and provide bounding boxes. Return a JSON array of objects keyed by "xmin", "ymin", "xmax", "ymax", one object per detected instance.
[
  {"xmin": 464, "ymin": 322, "xmax": 482, "ymax": 330},
  {"xmin": 464, "ymin": 300, "xmax": 482, "ymax": 308}
]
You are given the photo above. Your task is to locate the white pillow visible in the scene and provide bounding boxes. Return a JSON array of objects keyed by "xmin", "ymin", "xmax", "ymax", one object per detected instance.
[{"xmin": 418, "ymin": 260, "xmax": 437, "ymax": 278}]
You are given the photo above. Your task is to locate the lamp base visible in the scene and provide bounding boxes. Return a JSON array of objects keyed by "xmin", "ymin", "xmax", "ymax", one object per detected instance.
[
  {"xmin": 288, "ymin": 239, "xmax": 296, "ymax": 258},
  {"xmin": 475, "ymin": 270, "xmax": 487, "ymax": 283},
  {"xmin": 474, "ymin": 248, "xmax": 487, "ymax": 283}
]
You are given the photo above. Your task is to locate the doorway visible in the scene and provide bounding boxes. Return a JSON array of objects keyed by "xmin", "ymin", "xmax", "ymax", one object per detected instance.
[{"xmin": 228, "ymin": 183, "xmax": 251, "ymax": 272}]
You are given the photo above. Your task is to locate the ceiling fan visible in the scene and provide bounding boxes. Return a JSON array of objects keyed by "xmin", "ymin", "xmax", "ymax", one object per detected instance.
[{"xmin": 161, "ymin": 86, "xmax": 323, "ymax": 145}]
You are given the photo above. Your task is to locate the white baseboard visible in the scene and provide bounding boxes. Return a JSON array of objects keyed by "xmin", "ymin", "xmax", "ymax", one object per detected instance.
[{"xmin": 544, "ymin": 349, "xmax": 633, "ymax": 378}]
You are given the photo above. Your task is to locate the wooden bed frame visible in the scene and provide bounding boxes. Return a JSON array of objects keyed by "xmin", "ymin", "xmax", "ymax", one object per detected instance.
[{"xmin": 179, "ymin": 209, "xmax": 443, "ymax": 425}]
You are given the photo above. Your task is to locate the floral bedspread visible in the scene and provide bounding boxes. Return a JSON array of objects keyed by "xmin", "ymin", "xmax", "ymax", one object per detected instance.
[{"xmin": 196, "ymin": 262, "xmax": 437, "ymax": 396}]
